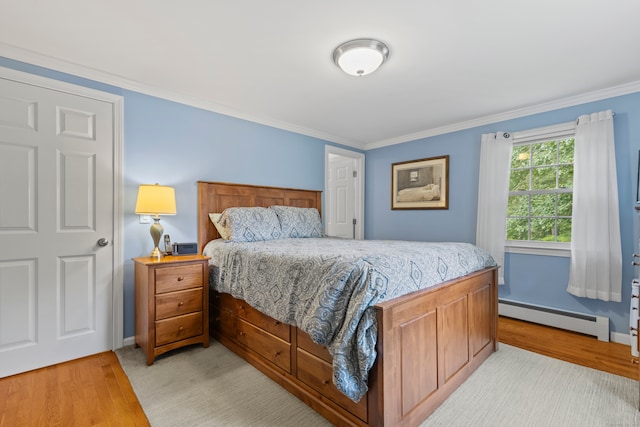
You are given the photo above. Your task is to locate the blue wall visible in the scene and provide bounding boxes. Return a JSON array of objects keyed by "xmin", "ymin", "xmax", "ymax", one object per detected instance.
[
  {"xmin": 0, "ymin": 57, "xmax": 339, "ymax": 339},
  {"xmin": 3, "ymin": 55, "xmax": 639, "ymax": 339},
  {"xmin": 365, "ymin": 92, "xmax": 640, "ymax": 335},
  {"xmin": 122, "ymin": 92, "xmax": 336, "ymax": 336}
]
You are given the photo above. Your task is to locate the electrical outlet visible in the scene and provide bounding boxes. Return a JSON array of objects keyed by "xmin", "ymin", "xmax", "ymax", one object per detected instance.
[{"xmin": 139, "ymin": 215, "xmax": 151, "ymax": 224}]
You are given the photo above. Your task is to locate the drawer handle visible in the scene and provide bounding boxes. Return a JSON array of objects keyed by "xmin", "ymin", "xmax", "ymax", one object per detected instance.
[
  {"xmin": 323, "ymin": 380, "xmax": 330, "ymax": 386},
  {"xmin": 178, "ymin": 301, "xmax": 184, "ymax": 307},
  {"xmin": 274, "ymin": 321, "xmax": 280, "ymax": 326},
  {"xmin": 178, "ymin": 326, "xmax": 184, "ymax": 331},
  {"xmin": 274, "ymin": 351, "xmax": 281, "ymax": 357},
  {"xmin": 177, "ymin": 276, "xmax": 185, "ymax": 281},
  {"xmin": 633, "ymin": 358, "xmax": 639, "ymax": 365},
  {"xmin": 239, "ymin": 331, "xmax": 245, "ymax": 336}
]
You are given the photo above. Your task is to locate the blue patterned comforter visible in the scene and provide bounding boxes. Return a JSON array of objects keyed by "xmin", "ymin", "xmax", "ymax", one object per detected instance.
[{"xmin": 203, "ymin": 237, "xmax": 496, "ymax": 402}]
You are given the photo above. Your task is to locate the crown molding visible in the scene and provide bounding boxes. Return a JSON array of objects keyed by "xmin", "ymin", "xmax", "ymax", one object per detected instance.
[
  {"xmin": 365, "ymin": 80, "xmax": 640, "ymax": 150},
  {"xmin": 2, "ymin": 43, "xmax": 637, "ymax": 153},
  {"xmin": 0, "ymin": 43, "xmax": 364, "ymax": 149}
]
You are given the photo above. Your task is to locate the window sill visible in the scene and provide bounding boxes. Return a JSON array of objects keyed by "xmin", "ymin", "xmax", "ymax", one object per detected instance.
[{"xmin": 505, "ymin": 241, "xmax": 570, "ymax": 257}]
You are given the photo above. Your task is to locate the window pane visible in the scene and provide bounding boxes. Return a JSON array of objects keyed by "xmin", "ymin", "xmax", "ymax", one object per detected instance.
[
  {"xmin": 532, "ymin": 141, "xmax": 557, "ymax": 166},
  {"xmin": 558, "ymin": 193, "xmax": 572, "ymax": 216},
  {"xmin": 531, "ymin": 166, "xmax": 556, "ymax": 190},
  {"xmin": 531, "ymin": 194, "xmax": 555, "ymax": 217},
  {"xmin": 557, "ymin": 218, "xmax": 572, "ymax": 242},
  {"xmin": 508, "ymin": 195, "xmax": 529, "ymax": 216},
  {"xmin": 506, "ymin": 132, "xmax": 574, "ymax": 246},
  {"xmin": 507, "ymin": 218, "xmax": 529, "ymax": 240},
  {"xmin": 510, "ymin": 168, "xmax": 529, "ymax": 191},
  {"xmin": 511, "ymin": 145, "xmax": 530, "ymax": 168},
  {"xmin": 530, "ymin": 217, "xmax": 555, "ymax": 241},
  {"xmin": 558, "ymin": 164, "xmax": 573, "ymax": 189},
  {"xmin": 558, "ymin": 138, "xmax": 574, "ymax": 163}
]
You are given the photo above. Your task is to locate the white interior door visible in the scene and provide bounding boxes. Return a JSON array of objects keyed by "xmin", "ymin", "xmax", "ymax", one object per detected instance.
[
  {"xmin": 0, "ymin": 74, "xmax": 115, "ymax": 377},
  {"xmin": 325, "ymin": 146, "xmax": 364, "ymax": 239}
]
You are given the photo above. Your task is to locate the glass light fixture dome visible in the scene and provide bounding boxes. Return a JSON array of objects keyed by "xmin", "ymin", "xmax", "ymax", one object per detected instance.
[{"xmin": 333, "ymin": 39, "xmax": 389, "ymax": 77}]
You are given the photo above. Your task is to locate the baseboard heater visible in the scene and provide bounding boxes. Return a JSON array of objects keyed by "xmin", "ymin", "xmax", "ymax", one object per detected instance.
[{"xmin": 499, "ymin": 298, "xmax": 609, "ymax": 342}]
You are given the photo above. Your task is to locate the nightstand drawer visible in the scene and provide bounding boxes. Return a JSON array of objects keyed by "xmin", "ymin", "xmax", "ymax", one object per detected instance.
[
  {"xmin": 155, "ymin": 264, "xmax": 202, "ymax": 293},
  {"xmin": 156, "ymin": 288, "xmax": 203, "ymax": 320},
  {"xmin": 155, "ymin": 312, "xmax": 203, "ymax": 346}
]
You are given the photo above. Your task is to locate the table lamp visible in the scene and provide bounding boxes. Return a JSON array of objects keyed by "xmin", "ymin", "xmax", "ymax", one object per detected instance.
[{"xmin": 135, "ymin": 183, "xmax": 176, "ymax": 258}]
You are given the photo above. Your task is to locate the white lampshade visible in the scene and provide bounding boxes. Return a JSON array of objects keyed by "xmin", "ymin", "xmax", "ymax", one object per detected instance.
[
  {"xmin": 135, "ymin": 183, "xmax": 176, "ymax": 258},
  {"xmin": 333, "ymin": 39, "xmax": 389, "ymax": 77},
  {"xmin": 135, "ymin": 184, "xmax": 176, "ymax": 216}
]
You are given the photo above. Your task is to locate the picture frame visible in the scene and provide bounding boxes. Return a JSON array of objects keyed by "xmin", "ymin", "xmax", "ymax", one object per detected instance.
[
  {"xmin": 391, "ymin": 155, "xmax": 449, "ymax": 210},
  {"xmin": 637, "ymin": 150, "xmax": 640, "ymax": 204}
]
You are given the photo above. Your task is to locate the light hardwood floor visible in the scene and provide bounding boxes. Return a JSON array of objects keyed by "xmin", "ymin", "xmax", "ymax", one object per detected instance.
[
  {"xmin": 0, "ymin": 317, "xmax": 636, "ymax": 426},
  {"xmin": 0, "ymin": 351, "xmax": 149, "ymax": 426},
  {"xmin": 498, "ymin": 316, "xmax": 637, "ymax": 380}
]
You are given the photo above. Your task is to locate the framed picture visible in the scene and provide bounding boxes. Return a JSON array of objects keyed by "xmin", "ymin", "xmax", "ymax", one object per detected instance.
[
  {"xmin": 391, "ymin": 155, "xmax": 449, "ymax": 210},
  {"xmin": 637, "ymin": 150, "xmax": 640, "ymax": 203}
]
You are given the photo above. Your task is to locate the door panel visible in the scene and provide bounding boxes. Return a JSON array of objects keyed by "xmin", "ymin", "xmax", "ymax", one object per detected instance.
[
  {"xmin": 0, "ymin": 142, "xmax": 35, "ymax": 231},
  {"xmin": 0, "ymin": 259, "xmax": 36, "ymax": 349},
  {"xmin": 0, "ymin": 77, "xmax": 114, "ymax": 377},
  {"xmin": 327, "ymin": 154, "xmax": 355, "ymax": 238},
  {"xmin": 59, "ymin": 255, "xmax": 95, "ymax": 335}
]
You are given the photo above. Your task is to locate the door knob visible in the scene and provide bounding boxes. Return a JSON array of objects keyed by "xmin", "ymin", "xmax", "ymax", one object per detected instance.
[{"xmin": 97, "ymin": 238, "xmax": 109, "ymax": 247}]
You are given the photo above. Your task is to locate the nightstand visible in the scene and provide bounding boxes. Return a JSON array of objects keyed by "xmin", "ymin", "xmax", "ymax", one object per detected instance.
[{"xmin": 133, "ymin": 255, "xmax": 210, "ymax": 365}]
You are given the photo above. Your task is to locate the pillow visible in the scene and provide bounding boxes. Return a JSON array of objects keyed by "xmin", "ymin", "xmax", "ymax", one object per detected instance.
[
  {"xmin": 208, "ymin": 213, "xmax": 230, "ymax": 240},
  {"xmin": 216, "ymin": 207, "xmax": 283, "ymax": 242},
  {"xmin": 269, "ymin": 206, "xmax": 323, "ymax": 238}
]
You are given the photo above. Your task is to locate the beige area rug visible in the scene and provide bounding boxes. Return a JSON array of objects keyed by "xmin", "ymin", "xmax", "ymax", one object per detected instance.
[{"xmin": 117, "ymin": 342, "xmax": 640, "ymax": 427}]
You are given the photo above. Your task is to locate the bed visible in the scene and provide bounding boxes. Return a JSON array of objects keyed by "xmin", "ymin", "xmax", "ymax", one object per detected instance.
[
  {"xmin": 197, "ymin": 181, "xmax": 499, "ymax": 427},
  {"xmin": 396, "ymin": 184, "xmax": 441, "ymax": 202}
]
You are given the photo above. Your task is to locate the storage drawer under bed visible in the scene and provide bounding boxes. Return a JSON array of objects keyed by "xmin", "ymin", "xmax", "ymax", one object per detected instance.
[{"xmin": 237, "ymin": 318, "xmax": 291, "ymax": 373}]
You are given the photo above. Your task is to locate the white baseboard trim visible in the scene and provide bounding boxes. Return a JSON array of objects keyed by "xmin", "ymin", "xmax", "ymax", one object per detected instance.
[
  {"xmin": 122, "ymin": 336, "xmax": 135, "ymax": 348},
  {"xmin": 610, "ymin": 331, "xmax": 631, "ymax": 346}
]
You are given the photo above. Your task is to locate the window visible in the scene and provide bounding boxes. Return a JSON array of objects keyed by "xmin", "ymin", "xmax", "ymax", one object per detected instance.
[{"xmin": 505, "ymin": 122, "xmax": 575, "ymax": 255}]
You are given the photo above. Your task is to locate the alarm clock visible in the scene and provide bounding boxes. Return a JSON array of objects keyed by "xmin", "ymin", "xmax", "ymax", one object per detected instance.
[{"xmin": 172, "ymin": 242, "xmax": 198, "ymax": 255}]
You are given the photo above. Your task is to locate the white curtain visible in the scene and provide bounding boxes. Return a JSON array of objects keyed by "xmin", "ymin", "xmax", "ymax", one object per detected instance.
[
  {"xmin": 476, "ymin": 132, "xmax": 512, "ymax": 284},
  {"xmin": 567, "ymin": 110, "xmax": 622, "ymax": 302}
]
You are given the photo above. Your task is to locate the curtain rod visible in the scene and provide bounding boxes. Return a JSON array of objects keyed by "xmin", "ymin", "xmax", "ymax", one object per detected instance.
[{"xmin": 498, "ymin": 110, "xmax": 616, "ymax": 141}]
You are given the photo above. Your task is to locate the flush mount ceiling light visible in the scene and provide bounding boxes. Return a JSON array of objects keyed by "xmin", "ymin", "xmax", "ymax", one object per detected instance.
[{"xmin": 333, "ymin": 39, "xmax": 389, "ymax": 77}]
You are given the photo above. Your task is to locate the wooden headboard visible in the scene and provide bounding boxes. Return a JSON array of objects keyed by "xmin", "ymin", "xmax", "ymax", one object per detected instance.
[{"xmin": 197, "ymin": 181, "xmax": 322, "ymax": 253}]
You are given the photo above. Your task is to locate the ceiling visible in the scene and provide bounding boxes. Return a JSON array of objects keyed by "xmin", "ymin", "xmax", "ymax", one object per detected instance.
[{"xmin": 2, "ymin": 0, "xmax": 640, "ymax": 150}]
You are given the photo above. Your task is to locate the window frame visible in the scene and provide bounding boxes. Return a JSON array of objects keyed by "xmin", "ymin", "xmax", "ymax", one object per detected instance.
[{"xmin": 504, "ymin": 121, "xmax": 575, "ymax": 258}]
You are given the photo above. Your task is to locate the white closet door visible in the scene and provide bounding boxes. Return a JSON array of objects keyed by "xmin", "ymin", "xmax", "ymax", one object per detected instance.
[{"xmin": 0, "ymin": 76, "xmax": 114, "ymax": 377}]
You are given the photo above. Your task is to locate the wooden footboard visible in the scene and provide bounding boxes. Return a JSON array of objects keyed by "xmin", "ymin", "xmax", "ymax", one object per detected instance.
[
  {"xmin": 372, "ymin": 266, "xmax": 498, "ymax": 426},
  {"xmin": 198, "ymin": 181, "xmax": 498, "ymax": 426},
  {"xmin": 210, "ymin": 266, "xmax": 497, "ymax": 427}
]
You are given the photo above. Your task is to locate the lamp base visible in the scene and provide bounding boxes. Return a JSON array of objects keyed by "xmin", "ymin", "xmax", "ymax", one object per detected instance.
[
  {"xmin": 149, "ymin": 246, "xmax": 164, "ymax": 259},
  {"xmin": 149, "ymin": 217, "xmax": 165, "ymax": 259}
]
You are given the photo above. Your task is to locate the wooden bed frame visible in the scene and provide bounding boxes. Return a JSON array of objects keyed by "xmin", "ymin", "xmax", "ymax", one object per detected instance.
[{"xmin": 197, "ymin": 181, "xmax": 498, "ymax": 427}]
